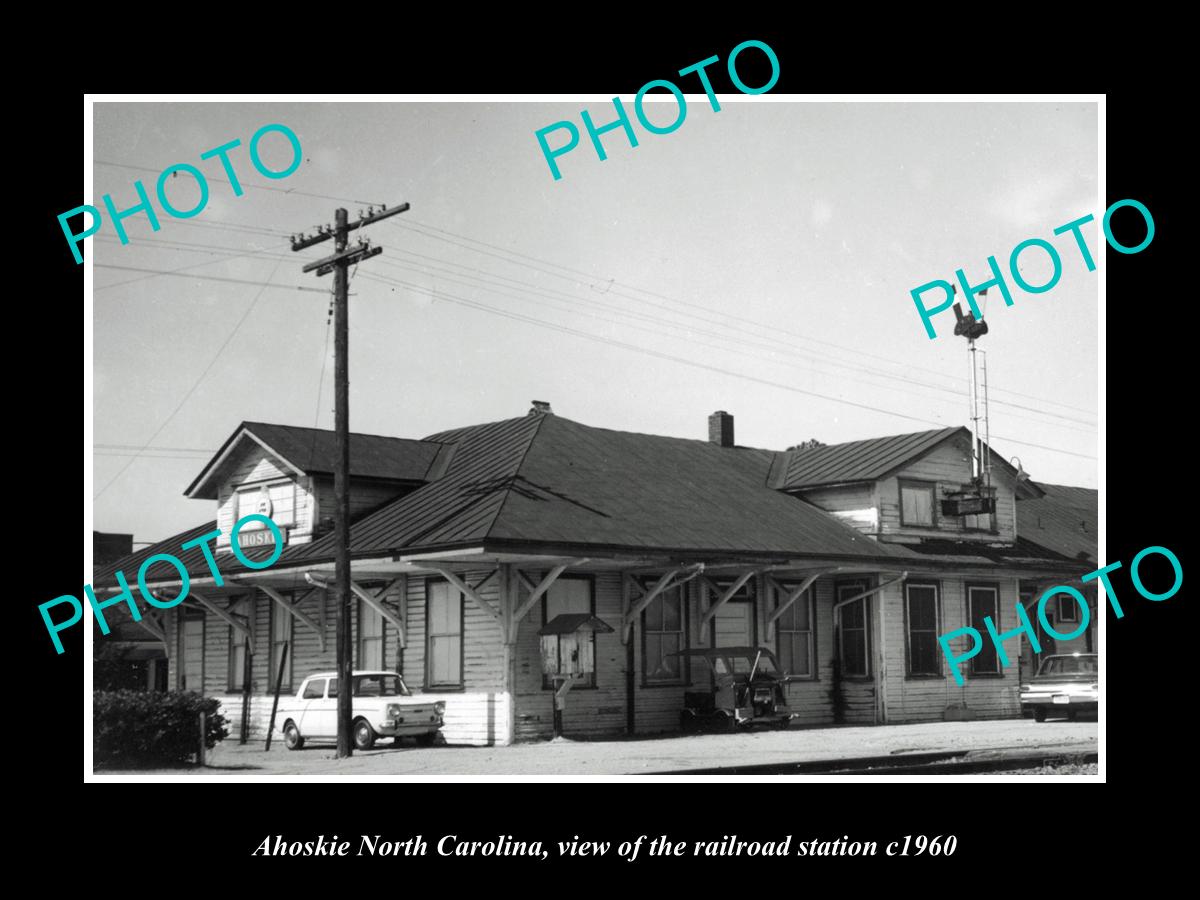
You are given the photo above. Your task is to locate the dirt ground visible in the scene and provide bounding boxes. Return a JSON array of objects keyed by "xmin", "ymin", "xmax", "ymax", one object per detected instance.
[{"xmin": 98, "ymin": 717, "xmax": 1098, "ymax": 777}]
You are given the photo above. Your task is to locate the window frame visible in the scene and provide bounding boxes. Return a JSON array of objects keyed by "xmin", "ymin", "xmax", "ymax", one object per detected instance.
[
  {"xmin": 773, "ymin": 580, "xmax": 817, "ymax": 681},
  {"xmin": 177, "ymin": 607, "xmax": 206, "ymax": 692},
  {"xmin": 967, "ymin": 582, "xmax": 1003, "ymax": 677},
  {"xmin": 226, "ymin": 594, "xmax": 253, "ymax": 692},
  {"xmin": 424, "ymin": 577, "xmax": 465, "ymax": 691},
  {"xmin": 836, "ymin": 578, "xmax": 872, "ymax": 679},
  {"xmin": 898, "ymin": 478, "xmax": 938, "ymax": 528},
  {"xmin": 1058, "ymin": 592, "xmax": 1079, "ymax": 623},
  {"xmin": 268, "ymin": 594, "xmax": 294, "ymax": 694},
  {"xmin": 640, "ymin": 581, "xmax": 689, "ymax": 687},
  {"xmin": 541, "ymin": 573, "xmax": 598, "ymax": 690},
  {"xmin": 903, "ymin": 580, "xmax": 942, "ymax": 678},
  {"xmin": 356, "ymin": 590, "xmax": 387, "ymax": 672},
  {"xmin": 706, "ymin": 576, "xmax": 758, "ymax": 650}
]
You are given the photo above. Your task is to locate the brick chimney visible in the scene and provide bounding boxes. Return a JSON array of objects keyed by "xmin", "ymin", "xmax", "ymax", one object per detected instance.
[
  {"xmin": 708, "ymin": 410, "xmax": 734, "ymax": 447},
  {"xmin": 529, "ymin": 400, "xmax": 553, "ymax": 416}
]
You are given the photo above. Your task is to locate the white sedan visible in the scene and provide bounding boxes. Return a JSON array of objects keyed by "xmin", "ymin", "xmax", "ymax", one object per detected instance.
[{"xmin": 278, "ymin": 670, "xmax": 445, "ymax": 750}]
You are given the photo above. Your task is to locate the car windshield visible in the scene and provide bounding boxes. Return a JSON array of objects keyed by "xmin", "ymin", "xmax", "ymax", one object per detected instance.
[
  {"xmin": 713, "ymin": 652, "xmax": 780, "ymax": 676},
  {"xmin": 352, "ymin": 674, "xmax": 410, "ymax": 697},
  {"xmin": 1038, "ymin": 656, "xmax": 1098, "ymax": 676}
]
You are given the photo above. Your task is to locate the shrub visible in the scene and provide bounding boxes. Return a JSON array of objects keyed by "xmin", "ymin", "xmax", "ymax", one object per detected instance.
[{"xmin": 94, "ymin": 690, "xmax": 229, "ymax": 769}]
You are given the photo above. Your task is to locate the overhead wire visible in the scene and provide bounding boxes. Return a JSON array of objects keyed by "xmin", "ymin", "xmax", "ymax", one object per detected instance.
[
  {"xmin": 391, "ymin": 217, "xmax": 1098, "ymax": 419},
  {"xmin": 98, "ymin": 229, "xmax": 1094, "ymax": 433},
  {"xmin": 358, "ymin": 269, "xmax": 1096, "ymax": 461},
  {"xmin": 94, "ymin": 255, "xmax": 292, "ymax": 499}
]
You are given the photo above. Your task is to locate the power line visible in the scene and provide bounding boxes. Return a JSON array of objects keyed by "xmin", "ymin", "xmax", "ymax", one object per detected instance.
[
  {"xmin": 369, "ymin": 250, "xmax": 1096, "ymax": 435},
  {"xmin": 94, "ymin": 263, "xmax": 327, "ymax": 293},
  {"xmin": 393, "ymin": 217, "xmax": 1098, "ymax": 419},
  {"xmin": 94, "ymin": 237, "xmax": 292, "ymax": 290},
  {"xmin": 358, "ymin": 270, "xmax": 1095, "ymax": 461},
  {"xmin": 109, "ymin": 228, "xmax": 1094, "ymax": 433},
  {"xmin": 94, "ymin": 159, "xmax": 386, "ymax": 207},
  {"xmin": 94, "ymin": 257, "xmax": 290, "ymax": 500},
  {"xmin": 95, "ymin": 443, "xmax": 217, "ymax": 452}
]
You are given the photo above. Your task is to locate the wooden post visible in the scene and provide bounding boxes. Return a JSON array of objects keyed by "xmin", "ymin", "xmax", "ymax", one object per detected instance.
[
  {"xmin": 623, "ymin": 573, "xmax": 635, "ymax": 736},
  {"xmin": 265, "ymin": 642, "xmax": 289, "ymax": 751},
  {"xmin": 198, "ymin": 711, "xmax": 206, "ymax": 767},
  {"xmin": 239, "ymin": 642, "xmax": 252, "ymax": 744},
  {"xmin": 291, "ymin": 200, "xmax": 411, "ymax": 761}
]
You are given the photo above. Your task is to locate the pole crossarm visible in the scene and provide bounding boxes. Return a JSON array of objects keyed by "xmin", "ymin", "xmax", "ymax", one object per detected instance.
[
  {"xmin": 191, "ymin": 590, "xmax": 254, "ymax": 650},
  {"xmin": 291, "ymin": 202, "xmax": 411, "ymax": 251},
  {"xmin": 304, "ymin": 243, "xmax": 382, "ymax": 276},
  {"xmin": 254, "ymin": 582, "xmax": 325, "ymax": 653},
  {"xmin": 431, "ymin": 567, "xmax": 503, "ymax": 628},
  {"xmin": 348, "ymin": 579, "xmax": 406, "ymax": 645}
]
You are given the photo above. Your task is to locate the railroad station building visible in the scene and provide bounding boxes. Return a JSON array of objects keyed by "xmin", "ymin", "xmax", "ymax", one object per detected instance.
[{"xmin": 92, "ymin": 405, "xmax": 1098, "ymax": 745}]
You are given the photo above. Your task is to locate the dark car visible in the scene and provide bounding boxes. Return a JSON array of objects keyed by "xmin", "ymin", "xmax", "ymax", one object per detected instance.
[
  {"xmin": 1020, "ymin": 653, "xmax": 1098, "ymax": 722},
  {"xmin": 673, "ymin": 646, "xmax": 797, "ymax": 732}
]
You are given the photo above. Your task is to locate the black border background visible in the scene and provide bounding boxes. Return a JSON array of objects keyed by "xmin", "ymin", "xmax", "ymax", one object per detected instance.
[{"xmin": 23, "ymin": 29, "xmax": 1184, "ymax": 882}]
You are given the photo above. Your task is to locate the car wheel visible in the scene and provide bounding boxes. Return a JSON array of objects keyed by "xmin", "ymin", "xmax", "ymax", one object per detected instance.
[
  {"xmin": 415, "ymin": 731, "xmax": 437, "ymax": 748},
  {"xmin": 353, "ymin": 719, "xmax": 376, "ymax": 751},
  {"xmin": 1034, "ymin": 708, "xmax": 1046, "ymax": 723},
  {"xmin": 283, "ymin": 721, "xmax": 304, "ymax": 750}
]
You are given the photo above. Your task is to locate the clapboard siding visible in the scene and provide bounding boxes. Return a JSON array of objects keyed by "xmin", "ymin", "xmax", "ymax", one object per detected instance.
[
  {"xmin": 878, "ymin": 575, "xmax": 1022, "ymax": 723},
  {"xmin": 878, "ymin": 436, "xmax": 1017, "ymax": 542},
  {"xmin": 513, "ymin": 572, "xmax": 627, "ymax": 741},
  {"xmin": 778, "ymin": 577, "xmax": 838, "ymax": 726},
  {"xmin": 796, "ymin": 484, "xmax": 878, "ymax": 534},
  {"xmin": 164, "ymin": 579, "xmax": 426, "ymax": 741},
  {"xmin": 402, "ymin": 569, "xmax": 509, "ymax": 746},
  {"xmin": 215, "ymin": 449, "xmax": 307, "ymax": 547},
  {"xmin": 313, "ymin": 476, "xmax": 410, "ymax": 525}
]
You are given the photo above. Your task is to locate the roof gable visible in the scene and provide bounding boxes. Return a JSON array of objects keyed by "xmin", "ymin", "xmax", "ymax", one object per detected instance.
[
  {"xmin": 777, "ymin": 426, "xmax": 1042, "ymax": 496},
  {"xmin": 184, "ymin": 421, "xmax": 445, "ymax": 499}
]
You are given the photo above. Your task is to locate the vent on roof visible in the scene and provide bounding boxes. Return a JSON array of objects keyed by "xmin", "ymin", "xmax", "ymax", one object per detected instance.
[
  {"xmin": 529, "ymin": 401, "xmax": 553, "ymax": 416},
  {"xmin": 709, "ymin": 411, "xmax": 734, "ymax": 448}
]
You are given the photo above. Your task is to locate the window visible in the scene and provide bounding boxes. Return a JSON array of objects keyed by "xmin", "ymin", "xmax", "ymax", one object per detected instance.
[
  {"xmin": 178, "ymin": 609, "xmax": 205, "ymax": 692},
  {"xmin": 227, "ymin": 595, "xmax": 253, "ymax": 691},
  {"xmin": 269, "ymin": 598, "xmax": 293, "ymax": 693},
  {"xmin": 1058, "ymin": 593, "xmax": 1079, "ymax": 623},
  {"xmin": 968, "ymin": 585, "xmax": 1001, "ymax": 675},
  {"xmin": 775, "ymin": 583, "xmax": 815, "ymax": 679},
  {"xmin": 837, "ymin": 581, "xmax": 870, "ymax": 678},
  {"xmin": 899, "ymin": 479, "xmax": 936, "ymax": 527},
  {"xmin": 905, "ymin": 583, "xmax": 941, "ymax": 676},
  {"xmin": 642, "ymin": 584, "xmax": 686, "ymax": 685},
  {"xmin": 426, "ymin": 580, "xmax": 463, "ymax": 689},
  {"xmin": 543, "ymin": 576, "xmax": 595, "ymax": 688},
  {"xmin": 358, "ymin": 596, "xmax": 385, "ymax": 670},
  {"xmin": 302, "ymin": 678, "xmax": 326, "ymax": 699}
]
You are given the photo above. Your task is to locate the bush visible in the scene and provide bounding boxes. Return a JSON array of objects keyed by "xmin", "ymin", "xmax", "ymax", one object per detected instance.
[{"xmin": 94, "ymin": 690, "xmax": 229, "ymax": 769}]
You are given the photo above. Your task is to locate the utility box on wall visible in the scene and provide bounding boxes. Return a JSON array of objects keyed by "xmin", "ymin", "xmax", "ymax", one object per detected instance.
[
  {"xmin": 538, "ymin": 614, "xmax": 613, "ymax": 680},
  {"xmin": 537, "ymin": 613, "xmax": 614, "ymax": 737}
]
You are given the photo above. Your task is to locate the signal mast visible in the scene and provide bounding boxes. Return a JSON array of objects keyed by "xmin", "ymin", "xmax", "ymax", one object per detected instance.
[{"xmin": 943, "ymin": 287, "xmax": 997, "ymax": 522}]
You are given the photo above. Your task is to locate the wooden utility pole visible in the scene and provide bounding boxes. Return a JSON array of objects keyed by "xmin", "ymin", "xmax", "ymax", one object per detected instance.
[{"xmin": 292, "ymin": 201, "xmax": 410, "ymax": 758}]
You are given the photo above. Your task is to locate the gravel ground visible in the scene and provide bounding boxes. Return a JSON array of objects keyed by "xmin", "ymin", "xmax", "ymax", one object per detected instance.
[{"xmin": 95, "ymin": 718, "xmax": 1098, "ymax": 777}]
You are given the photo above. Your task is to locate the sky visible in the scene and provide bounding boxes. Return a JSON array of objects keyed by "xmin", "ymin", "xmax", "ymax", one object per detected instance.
[{"xmin": 90, "ymin": 99, "xmax": 1099, "ymax": 546}]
